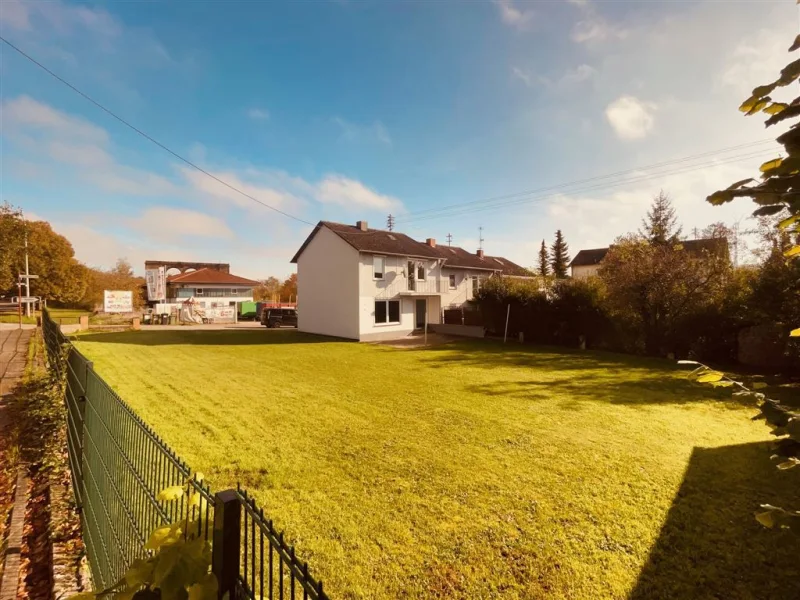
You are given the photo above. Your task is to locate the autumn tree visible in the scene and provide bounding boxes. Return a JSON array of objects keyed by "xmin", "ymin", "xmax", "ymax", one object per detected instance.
[
  {"xmin": 537, "ymin": 240, "xmax": 550, "ymax": 278},
  {"xmin": 253, "ymin": 277, "xmax": 282, "ymax": 302},
  {"xmin": 640, "ymin": 191, "xmax": 682, "ymax": 244},
  {"xmin": 279, "ymin": 273, "xmax": 298, "ymax": 302},
  {"xmin": 24, "ymin": 220, "xmax": 87, "ymax": 304},
  {"xmin": 0, "ymin": 202, "xmax": 25, "ymax": 293},
  {"xmin": 599, "ymin": 234, "xmax": 729, "ymax": 355},
  {"xmin": 80, "ymin": 258, "xmax": 146, "ymax": 310},
  {"xmin": 550, "ymin": 230, "xmax": 570, "ymax": 279}
]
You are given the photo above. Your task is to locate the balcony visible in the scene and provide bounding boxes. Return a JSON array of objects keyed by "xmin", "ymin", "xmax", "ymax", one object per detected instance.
[{"xmin": 398, "ymin": 278, "xmax": 442, "ymax": 295}]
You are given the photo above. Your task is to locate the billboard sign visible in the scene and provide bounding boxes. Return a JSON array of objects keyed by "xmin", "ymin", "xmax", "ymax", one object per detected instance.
[
  {"xmin": 104, "ymin": 290, "xmax": 133, "ymax": 313},
  {"xmin": 145, "ymin": 267, "xmax": 166, "ymax": 301}
]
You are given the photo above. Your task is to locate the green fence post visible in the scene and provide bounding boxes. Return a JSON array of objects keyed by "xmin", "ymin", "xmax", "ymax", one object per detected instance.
[{"xmin": 213, "ymin": 490, "xmax": 241, "ymax": 600}]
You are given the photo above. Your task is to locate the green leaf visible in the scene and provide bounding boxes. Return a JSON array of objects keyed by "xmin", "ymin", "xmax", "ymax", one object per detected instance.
[
  {"xmin": 145, "ymin": 524, "xmax": 182, "ymax": 551},
  {"xmin": 711, "ymin": 380, "xmax": 734, "ymax": 388},
  {"xmin": 778, "ymin": 214, "xmax": 800, "ymax": 230},
  {"xmin": 746, "ymin": 98, "xmax": 771, "ymax": 116},
  {"xmin": 790, "ymin": 328, "xmax": 800, "ymax": 337},
  {"xmin": 697, "ymin": 371, "xmax": 725, "ymax": 383},
  {"xmin": 707, "ymin": 190, "xmax": 735, "ymax": 205},
  {"xmin": 784, "ymin": 245, "xmax": 800, "ymax": 258},
  {"xmin": 752, "ymin": 82, "xmax": 778, "ymax": 97},
  {"xmin": 726, "ymin": 178, "xmax": 754, "ymax": 191},
  {"xmin": 187, "ymin": 574, "xmax": 218, "ymax": 600},
  {"xmin": 755, "ymin": 509, "xmax": 778, "ymax": 528},
  {"xmin": 764, "ymin": 102, "xmax": 788, "ymax": 116},
  {"xmin": 158, "ymin": 486, "xmax": 186, "ymax": 502},
  {"xmin": 760, "ymin": 157, "xmax": 783, "ymax": 173},
  {"xmin": 153, "ymin": 546, "xmax": 183, "ymax": 588},
  {"xmin": 753, "ymin": 205, "xmax": 786, "ymax": 217},
  {"xmin": 124, "ymin": 558, "xmax": 155, "ymax": 588},
  {"xmin": 753, "ymin": 382, "xmax": 769, "ymax": 390}
]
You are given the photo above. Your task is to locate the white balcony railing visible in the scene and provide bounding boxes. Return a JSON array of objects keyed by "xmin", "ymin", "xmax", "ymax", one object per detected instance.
[{"xmin": 375, "ymin": 278, "xmax": 443, "ymax": 298}]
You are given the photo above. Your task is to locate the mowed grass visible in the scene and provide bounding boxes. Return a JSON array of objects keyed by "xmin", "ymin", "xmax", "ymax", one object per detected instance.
[{"xmin": 75, "ymin": 330, "xmax": 800, "ymax": 600}]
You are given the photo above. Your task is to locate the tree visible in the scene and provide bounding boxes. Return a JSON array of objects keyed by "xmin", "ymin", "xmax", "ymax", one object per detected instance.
[
  {"xmin": 640, "ymin": 191, "xmax": 681, "ymax": 244},
  {"xmin": 599, "ymin": 234, "xmax": 729, "ymax": 355},
  {"xmin": 25, "ymin": 220, "xmax": 87, "ymax": 304},
  {"xmin": 79, "ymin": 258, "xmax": 146, "ymax": 311},
  {"xmin": 279, "ymin": 273, "xmax": 297, "ymax": 302},
  {"xmin": 550, "ymin": 230, "xmax": 570, "ymax": 278},
  {"xmin": 537, "ymin": 240, "xmax": 550, "ymax": 278},
  {"xmin": 0, "ymin": 202, "xmax": 24, "ymax": 293},
  {"xmin": 253, "ymin": 277, "xmax": 281, "ymax": 302}
]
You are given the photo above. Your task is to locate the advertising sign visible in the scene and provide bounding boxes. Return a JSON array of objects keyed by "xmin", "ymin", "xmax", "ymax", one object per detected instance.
[
  {"xmin": 145, "ymin": 267, "xmax": 166, "ymax": 301},
  {"xmin": 104, "ymin": 290, "xmax": 133, "ymax": 313}
]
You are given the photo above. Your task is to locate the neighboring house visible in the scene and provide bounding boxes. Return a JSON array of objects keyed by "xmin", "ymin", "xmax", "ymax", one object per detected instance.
[
  {"xmin": 291, "ymin": 220, "xmax": 530, "ymax": 341},
  {"xmin": 570, "ymin": 238, "xmax": 729, "ymax": 279},
  {"xmin": 166, "ymin": 268, "xmax": 259, "ymax": 308}
]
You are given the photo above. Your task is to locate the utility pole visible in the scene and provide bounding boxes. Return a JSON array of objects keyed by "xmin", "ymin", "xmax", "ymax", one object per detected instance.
[
  {"xmin": 446, "ymin": 233, "xmax": 453, "ymax": 246},
  {"xmin": 478, "ymin": 227, "xmax": 484, "ymax": 250},
  {"xmin": 18, "ymin": 230, "xmax": 38, "ymax": 318},
  {"xmin": 387, "ymin": 214, "xmax": 395, "ymax": 231}
]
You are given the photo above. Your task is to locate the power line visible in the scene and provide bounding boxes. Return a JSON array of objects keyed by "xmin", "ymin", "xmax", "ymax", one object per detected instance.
[
  {"xmin": 400, "ymin": 148, "xmax": 769, "ymax": 225},
  {"xmin": 0, "ymin": 35, "xmax": 315, "ymax": 227},
  {"xmin": 400, "ymin": 138, "xmax": 774, "ymax": 221}
]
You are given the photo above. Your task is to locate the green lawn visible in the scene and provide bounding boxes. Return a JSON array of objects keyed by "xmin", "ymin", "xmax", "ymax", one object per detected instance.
[{"xmin": 75, "ymin": 330, "xmax": 800, "ymax": 600}]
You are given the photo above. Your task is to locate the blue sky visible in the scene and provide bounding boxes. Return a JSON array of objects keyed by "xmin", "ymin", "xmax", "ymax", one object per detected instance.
[{"xmin": 0, "ymin": 0, "xmax": 796, "ymax": 277}]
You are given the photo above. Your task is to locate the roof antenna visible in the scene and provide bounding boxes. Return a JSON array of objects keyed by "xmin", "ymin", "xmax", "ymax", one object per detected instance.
[
  {"xmin": 478, "ymin": 226, "xmax": 484, "ymax": 250},
  {"xmin": 387, "ymin": 214, "xmax": 395, "ymax": 231},
  {"xmin": 446, "ymin": 233, "xmax": 453, "ymax": 246}
]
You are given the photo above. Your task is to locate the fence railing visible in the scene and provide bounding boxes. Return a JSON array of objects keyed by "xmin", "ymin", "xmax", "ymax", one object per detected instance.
[{"xmin": 42, "ymin": 309, "xmax": 329, "ymax": 599}]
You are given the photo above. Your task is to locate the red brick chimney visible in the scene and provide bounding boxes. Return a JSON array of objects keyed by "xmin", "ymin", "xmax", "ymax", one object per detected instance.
[
  {"xmin": 477, "ymin": 249, "xmax": 485, "ymax": 259},
  {"xmin": 426, "ymin": 238, "xmax": 436, "ymax": 247},
  {"xmin": 356, "ymin": 220, "xmax": 368, "ymax": 231}
]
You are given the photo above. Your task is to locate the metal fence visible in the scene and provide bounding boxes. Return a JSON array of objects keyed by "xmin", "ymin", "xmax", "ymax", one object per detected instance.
[{"xmin": 42, "ymin": 309, "xmax": 329, "ymax": 599}]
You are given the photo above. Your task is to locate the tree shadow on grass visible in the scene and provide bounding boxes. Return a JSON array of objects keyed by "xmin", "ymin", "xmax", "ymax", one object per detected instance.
[
  {"xmin": 73, "ymin": 329, "xmax": 345, "ymax": 346},
  {"xmin": 628, "ymin": 441, "xmax": 800, "ymax": 600}
]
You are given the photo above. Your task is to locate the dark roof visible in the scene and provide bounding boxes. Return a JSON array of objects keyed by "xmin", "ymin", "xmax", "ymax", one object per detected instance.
[
  {"xmin": 569, "ymin": 248, "xmax": 609, "ymax": 267},
  {"xmin": 430, "ymin": 245, "xmax": 531, "ymax": 276},
  {"xmin": 167, "ymin": 268, "xmax": 259, "ymax": 286},
  {"xmin": 569, "ymin": 237, "xmax": 730, "ymax": 268},
  {"xmin": 291, "ymin": 221, "xmax": 531, "ymax": 276}
]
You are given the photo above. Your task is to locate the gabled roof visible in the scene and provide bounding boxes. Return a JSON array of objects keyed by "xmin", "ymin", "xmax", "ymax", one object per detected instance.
[
  {"xmin": 569, "ymin": 238, "xmax": 730, "ymax": 268},
  {"xmin": 570, "ymin": 248, "xmax": 609, "ymax": 267},
  {"xmin": 291, "ymin": 221, "xmax": 531, "ymax": 276},
  {"xmin": 430, "ymin": 245, "xmax": 531, "ymax": 276},
  {"xmin": 167, "ymin": 268, "xmax": 259, "ymax": 286}
]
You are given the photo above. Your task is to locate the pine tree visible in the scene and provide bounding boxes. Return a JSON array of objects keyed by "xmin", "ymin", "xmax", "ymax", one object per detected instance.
[
  {"xmin": 537, "ymin": 240, "xmax": 550, "ymax": 278},
  {"xmin": 640, "ymin": 190, "xmax": 682, "ymax": 244},
  {"xmin": 550, "ymin": 230, "xmax": 570, "ymax": 278}
]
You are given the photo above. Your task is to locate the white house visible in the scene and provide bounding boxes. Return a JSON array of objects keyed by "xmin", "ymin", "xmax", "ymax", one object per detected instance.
[
  {"xmin": 291, "ymin": 220, "xmax": 530, "ymax": 341},
  {"xmin": 166, "ymin": 268, "xmax": 258, "ymax": 308}
]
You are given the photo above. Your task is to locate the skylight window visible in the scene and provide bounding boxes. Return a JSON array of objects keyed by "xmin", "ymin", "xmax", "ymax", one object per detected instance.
[
  {"xmin": 494, "ymin": 258, "xmax": 504, "ymax": 265},
  {"xmin": 388, "ymin": 234, "xmax": 396, "ymax": 240}
]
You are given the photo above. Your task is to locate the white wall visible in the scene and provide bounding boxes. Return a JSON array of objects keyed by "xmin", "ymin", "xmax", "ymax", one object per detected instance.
[
  {"xmin": 357, "ymin": 254, "xmax": 444, "ymax": 340},
  {"xmin": 440, "ymin": 268, "xmax": 486, "ymax": 308},
  {"xmin": 571, "ymin": 264, "xmax": 601, "ymax": 279},
  {"xmin": 297, "ymin": 227, "xmax": 360, "ymax": 339}
]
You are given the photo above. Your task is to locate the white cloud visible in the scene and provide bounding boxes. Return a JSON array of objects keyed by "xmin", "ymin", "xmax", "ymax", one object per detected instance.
[
  {"xmin": 720, "ymin": 29, "xmax": 789, "ymax": 96},
  {"xmin": 493, "ymin": 0, "xmax": 534, "ymax": 31},
  {"xmin": 605, "ymin": 96, "xmax": 656, "ymax": 140},
  {"xmin": 572, "ymin": 16, "xmax": 628, "ymax": 44},
  {"xmin": 315, "ymin": 175, "xmax": 401, "ymax": 211},
  {"xmin": 2, "ymin": 95, "xmax": 108, "ymax": 142},
  {"xmin": 333, "ymin": 117, "xmax": 392, "ymax": 146},
  {"xmin": 511, "ymin": 66, "xmax": 534, "ymax": 87},
  {"xmin": 130, "ymin": 207, "xmax": 234, "ymax": 239},
  {"xmin": 46, "ymin": 141, "xmax": 113, "ymax": 168},
  {"xmin": 177, "ymin": 166, "xmax": 304, "ymax": 212},
  {"xmin": 247, "ymin": 108, "xmax": 270, "ymax": 121},
  {"xmin": 0, "ymin": 0, "xmax": 30, "ymax": 29}
]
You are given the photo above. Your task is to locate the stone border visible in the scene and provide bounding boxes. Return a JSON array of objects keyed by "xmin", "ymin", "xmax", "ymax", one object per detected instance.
[{"xmin": 0, "ymin": 471, "xmax": 29, "ymax": 600}]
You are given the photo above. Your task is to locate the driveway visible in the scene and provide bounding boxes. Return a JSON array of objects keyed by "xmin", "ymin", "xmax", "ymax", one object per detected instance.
[{"xmin": 0, "ymin": 329, "xmax": 32, "ymax": 397}]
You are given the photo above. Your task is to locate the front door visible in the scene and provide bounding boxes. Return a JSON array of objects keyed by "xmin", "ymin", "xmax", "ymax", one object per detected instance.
[{"xmin": 415, "ymin": 299, "xmax": 427, "ymax": 330}]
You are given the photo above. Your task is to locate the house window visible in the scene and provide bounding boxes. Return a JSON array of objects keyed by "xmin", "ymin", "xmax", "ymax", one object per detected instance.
[
  {"xmin": 375, "ymin": 300, "xmax": 401, "ymax": 324},
  {"xmin": 417, "ymin": 264, "xmax": 425, "ymax": 281},
  {"xmin": 373, "ymin": 255, "xmax": 385, "ymax": 279},
  {"xmin": 472, "ymin": 276, "xmax": 479, "ymax": 294},
  {"xmin": 196, "ymin": 288, "xmax": 205, "ymax": 296},
  {"xmin": 449, "ymin": 274, "xmax": 456, "ymax": 289},
  {"xmin": 230, "ymin": 288, "xmax": 239, "ymax": 296}
]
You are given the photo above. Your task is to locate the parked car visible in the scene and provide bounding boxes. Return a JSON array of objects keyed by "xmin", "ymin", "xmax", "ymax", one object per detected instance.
[{"xmin": 261, "ymin": 308, "xmax": 298, "ymax": 328}]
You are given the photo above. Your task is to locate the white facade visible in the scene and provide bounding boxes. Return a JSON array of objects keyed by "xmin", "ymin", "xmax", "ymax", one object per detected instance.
[
  {"xmin": 297, "ymin": 226, "xmax": 360, "ymax": 339},
  {"xmin": 166, "ymin": 283, "xmax": 254, "ymax": 309},
  {"xmin": 570, "ymin": 264, "xmax": 601, "ymax": 280},
  {"xmin": 297, "ymin": 231, "xmax": 494, "ymax": 341}
]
